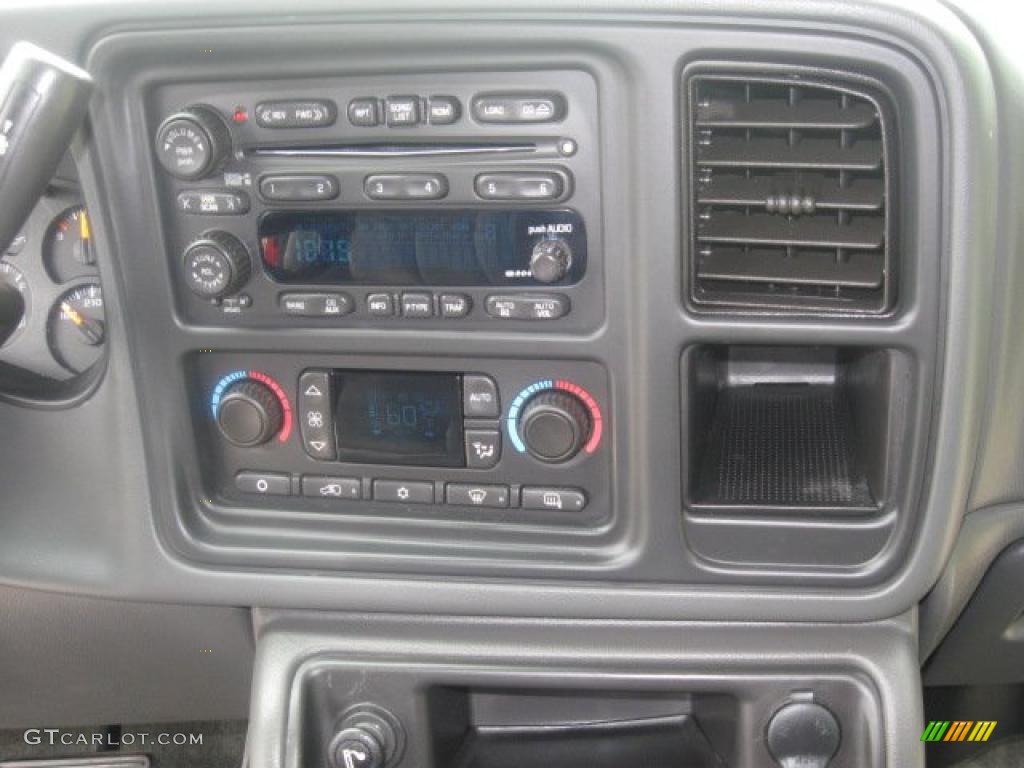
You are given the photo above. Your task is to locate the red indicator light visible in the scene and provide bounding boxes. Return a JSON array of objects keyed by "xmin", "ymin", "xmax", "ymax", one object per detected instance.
[{"xmin": 232, "ymin": 108, "xmax": 248, "ymax": 124}]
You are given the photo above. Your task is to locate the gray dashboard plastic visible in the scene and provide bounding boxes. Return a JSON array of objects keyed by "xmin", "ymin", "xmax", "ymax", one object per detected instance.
[{"xmin": 0, "ymin": 0, "xmax": 998, "ymax": 623}]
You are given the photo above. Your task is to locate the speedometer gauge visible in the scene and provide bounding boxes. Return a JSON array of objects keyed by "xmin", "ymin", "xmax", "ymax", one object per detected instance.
[{"xmin": 48, "ymin": 283, "xmax": 105, "ymax": 374}]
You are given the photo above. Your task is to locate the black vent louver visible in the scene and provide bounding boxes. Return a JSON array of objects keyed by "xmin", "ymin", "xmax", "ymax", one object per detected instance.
[{"xmin": 688, "ymin": 73, "xmax": 896, "ymax": 313}]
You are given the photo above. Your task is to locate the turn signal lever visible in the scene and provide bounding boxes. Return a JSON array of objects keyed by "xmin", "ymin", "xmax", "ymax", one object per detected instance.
[{"xmin": 0, "ymin": 42, "xmax": 93, "ymax": 344}]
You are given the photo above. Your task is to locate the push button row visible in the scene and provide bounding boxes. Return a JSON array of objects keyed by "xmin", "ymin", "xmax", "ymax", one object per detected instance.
[
  {"xmin": 366, "ymin": 292, "xmax": 471, "ymax": 319},
  {"xmin": 275, "ymin": 293, "xmax": 569, "ymax": 322},
  {"xmin": 348, "ymin": 95, "xmax": 461, "ymax": 127},
  {"xmin": 248, "ymin": 92, "xmax": 564, "ymax": 129},
  {"xmin": 234, "ymin": 471, "xmax": 587, "ymax": 512},
  {"xmin": 173, "ymin": 173, "xmax": 569, "ymax": 208}
]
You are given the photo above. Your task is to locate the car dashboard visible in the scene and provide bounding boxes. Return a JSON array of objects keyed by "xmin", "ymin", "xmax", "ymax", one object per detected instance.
[{"xmin": 0, "ymin": 2, "xmax": 1021, "ymax": 767}]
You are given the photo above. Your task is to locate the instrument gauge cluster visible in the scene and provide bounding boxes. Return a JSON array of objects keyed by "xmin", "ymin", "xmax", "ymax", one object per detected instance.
[{"xmin": 0, "ymin": 191, "xmax": 106, "ymax": 381}]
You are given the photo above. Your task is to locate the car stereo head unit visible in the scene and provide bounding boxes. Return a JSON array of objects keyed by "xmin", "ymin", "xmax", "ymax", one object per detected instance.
[{"xmin": 150, "ymin": 69, "xmax": 604, "ymax": 330}]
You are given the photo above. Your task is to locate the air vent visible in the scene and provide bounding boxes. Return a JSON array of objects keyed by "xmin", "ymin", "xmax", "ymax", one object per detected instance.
[{"xmin": 688, "ymin": 73, "xmax": 896, "ymax": 314}]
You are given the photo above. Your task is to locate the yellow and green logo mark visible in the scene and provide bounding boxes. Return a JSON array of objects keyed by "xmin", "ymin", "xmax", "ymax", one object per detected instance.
[{"xmin": 922, "ymin": 721, "xmax": 997, "ymax": 742}]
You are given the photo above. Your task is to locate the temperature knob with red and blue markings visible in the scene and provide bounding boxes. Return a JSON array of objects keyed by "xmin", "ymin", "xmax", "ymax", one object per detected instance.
[
  {"xmin": 507, "ymin": 379, "xmax": 603, "ymax": 464},
  {"xmin": 211, "ymin": 370, "xmax": 293, "ymax": 447}
]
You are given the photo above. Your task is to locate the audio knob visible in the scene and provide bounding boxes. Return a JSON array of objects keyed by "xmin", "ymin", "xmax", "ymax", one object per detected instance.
[
  {"xmin": 518, "ymin": 390, "xmax": 591, "ymax": 463},
  {"xmin": 155, "ymin": 105, "xmax": 231, "ymax": 180},
  {"xmin": 530, "ymin": 239, "xmax": 573, "ymax": 284},
  {"xmin": 183, "ymin": 231, "xmax": 251, "ymax": 300},
  {"xmin": 216, "ymin": 379, "xmax": 283, "ymax": 447}
]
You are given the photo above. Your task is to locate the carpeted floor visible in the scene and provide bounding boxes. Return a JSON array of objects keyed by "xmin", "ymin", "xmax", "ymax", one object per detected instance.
[{"xmin": 947, "ymin": 738, "xmax": 1024, "ymax": 768}]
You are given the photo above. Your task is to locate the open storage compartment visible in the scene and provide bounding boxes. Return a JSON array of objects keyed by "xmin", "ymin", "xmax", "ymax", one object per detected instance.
[{"xmin": 684, "ymin": 345, "xmax": 909, "ymax": 516}]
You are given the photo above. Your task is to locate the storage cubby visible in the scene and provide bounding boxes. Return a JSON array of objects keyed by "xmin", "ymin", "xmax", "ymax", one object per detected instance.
[{"xmin": 684, "ymin": 345, "xmax": 910, "ymax": 516}]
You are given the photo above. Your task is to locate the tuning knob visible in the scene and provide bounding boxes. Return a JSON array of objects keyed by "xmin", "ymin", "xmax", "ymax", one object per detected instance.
[
  {"xmin": 518, "ymin": 390, "xmax": 591, "ymax": 463},
  {"xmin": 155, "ymin": 105, "xmax": 231, "ymax": 180},
  {"xmin": 183, "ymin": 231, "xmax": 251, "ymax": 300},
  {"xmin": 530, "ymin": 239, "xmax": 573, "ymax": 283},
  {"xmin": 216, "ymin": 379, "xmax": 283, "ymax": 447}
]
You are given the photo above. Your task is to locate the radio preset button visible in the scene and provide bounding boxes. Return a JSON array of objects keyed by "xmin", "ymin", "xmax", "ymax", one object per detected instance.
[
  {"xmin": 465, "ymin": 429, "xmax": 501, "ymax": 469},
  {"xmin": 302, "ymin": 475, "xmax": 361, "ymax": 500},
  {"xmin": 439, "ymin": 294, "xmax": 471, "ymax": 318},
  {"xmin": 366, "ymin": 293, "xmax": 395, "ymax": 316},
  {"xmin": 428, "ymin": 96, "xmax": 461, "ymax": 125},
  {"xmin": 260, "ymin": 174, "xmax": 339, "ymax": 202},
  {"xmin": 364, "ymin": 174, "xmax": 448, "ymax": 201},
  {"xmin": 236, "ymin": 471, "xmax": 291, "ymax": 496},
  {"xmin": 299, "ymin": 369, "xmax": 336, "ymax": 460},
  {"xmin": 177, "ymin": 190, "xmax": 250, "ymax": 215},
  {"xmin": 348, "ymin": 98, "xmax": 380, "ymax": 127},
  {"xmin": 373, "ymin": 479, "xmax": 434, "ymax": 504},
  {"xmin": 255, "ymin": 100, "xmax": 336, "ymax": 129},
  {"xmin": 475, "ymin": 172, "xmax": 564, "ymax": 201},
  {"xmin": 446, "ymin": 483, "xmax": 510, "ymax": 508},
  {"xmin": 280, "ymin": 292, "xmax": 354, "ymax": 317},
  {"xmin": 485, "ymin": 294, "xmax": 570, "ymax": 321},
  {"xmin": 472, "ymin": 93, "xmax": 566, "ymax": 124},
  {"xmin": 463, "ymin": 375, "xmax": 500, "ymax": 419},
  {"xmin": 521, "ymin": 487, "xmax": 588, "ymax": 512},
  {"xmin": 401, "ymin": 293, "xmax": 434, "ymax": 318},
  {"xmin": 385, "ymin": 96, "xmax": 421, "ymax": 127}
]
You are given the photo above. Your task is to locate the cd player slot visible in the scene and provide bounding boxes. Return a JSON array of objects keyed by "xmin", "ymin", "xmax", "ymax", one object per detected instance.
[{"xmin": 246, "ymin": 141, "xmax": 548, "ymax": 159}]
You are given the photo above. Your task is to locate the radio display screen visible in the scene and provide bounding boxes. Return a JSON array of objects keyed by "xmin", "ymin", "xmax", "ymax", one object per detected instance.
[
  {"xmin": 332, "ymin": 371, "xmax": 464, "ymax": 467},
  {"xmin": 258, "ymin": 209, "xmax": 585, "ymax": 286}
]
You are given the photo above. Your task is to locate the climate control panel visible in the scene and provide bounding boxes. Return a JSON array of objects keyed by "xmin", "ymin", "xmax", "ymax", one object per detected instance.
[{"xmin": 194, "ymin": 354, "xmax": 610, "ymax": 522}]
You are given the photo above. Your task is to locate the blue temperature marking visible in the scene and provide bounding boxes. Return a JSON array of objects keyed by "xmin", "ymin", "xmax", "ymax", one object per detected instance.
[
  {"xmin": 506, "ymin": 379, "xmax": 553, "ymax": 453},
  {"xmin": 210, "ymin": 369, "xmax": 248, "ymax": 418}
]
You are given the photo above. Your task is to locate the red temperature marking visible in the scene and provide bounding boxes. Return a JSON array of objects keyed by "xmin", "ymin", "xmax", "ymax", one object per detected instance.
[
  {"xmin": 554, "ymin": 379, "xmax": 603, "ymax": 454},
  {"xmin": 249, "ymin": 370, "xmax": 293, "ymax": 443}
]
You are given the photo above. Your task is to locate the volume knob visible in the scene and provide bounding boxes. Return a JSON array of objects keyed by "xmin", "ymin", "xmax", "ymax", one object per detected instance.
[
  {"xmin": 183, "ymin": 231, "xmax": 251, "ymax": 300},
  {"xmin": 518, "ymin": 390, "xmax": 591, "ymax": 463},
  {"xmin": 216, "ymin": 379, "xmax": 283, "ymax": 447},
  {"xmin": 155, "ymin": 105, "xmax": 231, "ymax": 180}
]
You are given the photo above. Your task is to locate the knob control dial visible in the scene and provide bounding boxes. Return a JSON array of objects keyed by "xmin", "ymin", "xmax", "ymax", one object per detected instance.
[
  {"xmin": 518, "ymin": 390, "xmax": 591, "ymax": 463},
  {"xmin": 155, "ymin": 106, "xmax": 231, "ymax": 180},
  {"xmin": 530, "ymin": 239, "xmax": 573, "ymax": 284},
  {"xmin": 216, "ymin": 379, "xmax": 283, "ymax": 447},
  {"xmin": 183, "ymin": 231, "xmax": 251, "ymax": 300}
]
